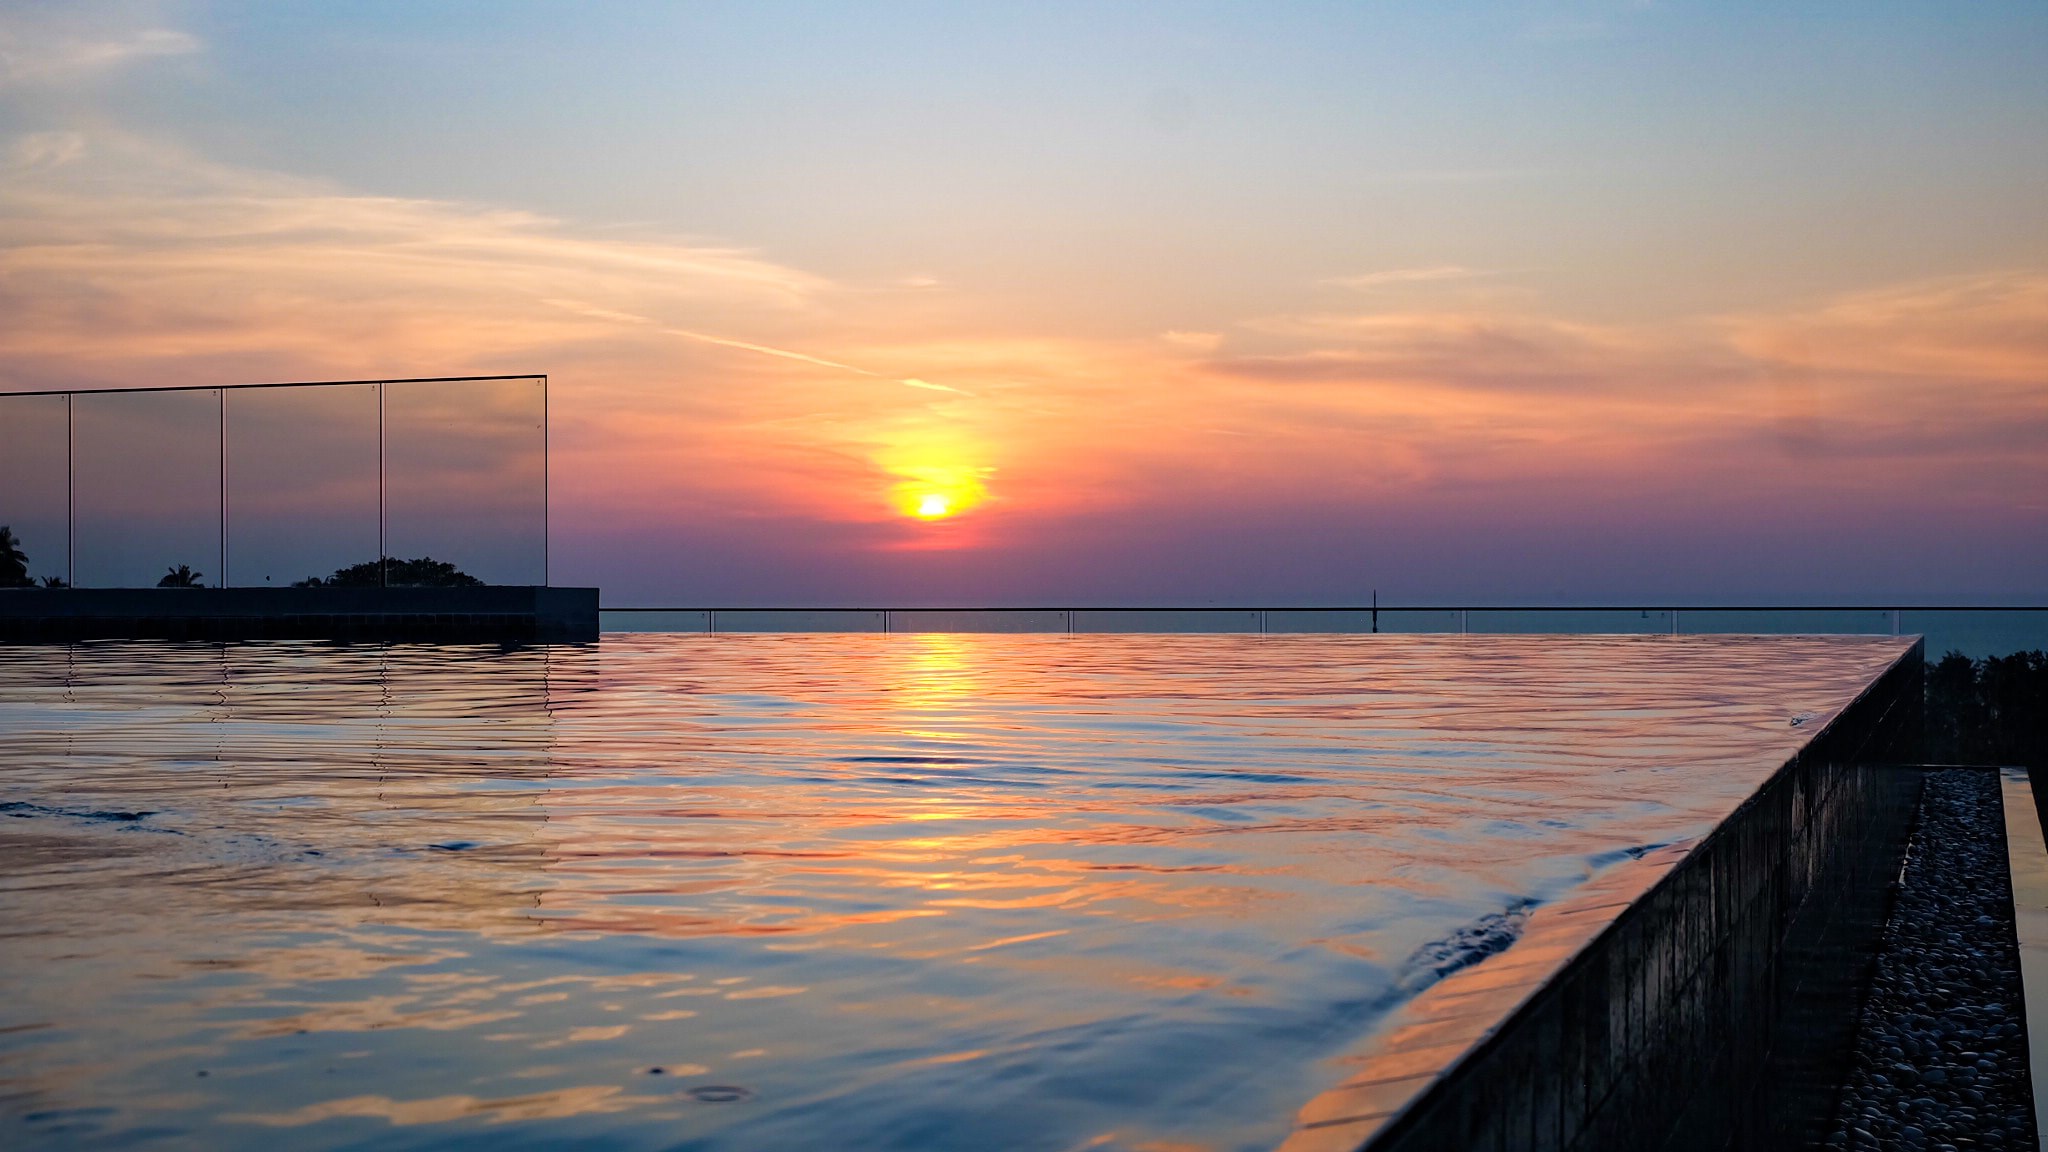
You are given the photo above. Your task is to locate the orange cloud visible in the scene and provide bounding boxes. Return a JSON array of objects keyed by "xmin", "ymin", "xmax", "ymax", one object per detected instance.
[
  {"xmin": 1731, "ymin": 272, "xmax": 2048, "ymax": 385},
  {"xmin": 3, "ymin": 133, "xmax": 2044, "ymax": 576}
]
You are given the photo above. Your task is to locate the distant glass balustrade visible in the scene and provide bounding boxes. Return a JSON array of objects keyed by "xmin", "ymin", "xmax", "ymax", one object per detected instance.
[
  {"xmin": 224, "ymin": 382, "xmax": 381, "ymax": 588},
  {"xmin": 0, "ymin": 393, "xmax": 70, "ymax": 588},
  {"xmin": 384, "ymin": 375, "xmax": 546, "ymax": 587},
  {"xmin": 0, "ymin": 376, "xmax": 546, "ymax": 588},
  {"xmin": 73, "ymin": 388, "xmax": 223, "ymax": 590},
  {"xmin": 601, "ymin": 607, "xmax": 2048, "ymax": 658}
]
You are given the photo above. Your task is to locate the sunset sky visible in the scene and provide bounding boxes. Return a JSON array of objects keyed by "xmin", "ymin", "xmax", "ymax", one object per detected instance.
[{"xmin": 2, "ymin": 2, "xmax": 2044, "ymax": 604}]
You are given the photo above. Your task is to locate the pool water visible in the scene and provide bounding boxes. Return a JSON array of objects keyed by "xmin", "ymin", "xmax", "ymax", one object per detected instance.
[{"xmin": 0, "ymin": 633, "xmax": 1909, "ymax": 1151}]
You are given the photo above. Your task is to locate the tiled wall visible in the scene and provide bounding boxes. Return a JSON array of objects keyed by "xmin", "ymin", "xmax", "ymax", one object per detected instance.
[{"xmin": 1313, "ymin": 642, "xmax": 1926, "ymax": 1152}]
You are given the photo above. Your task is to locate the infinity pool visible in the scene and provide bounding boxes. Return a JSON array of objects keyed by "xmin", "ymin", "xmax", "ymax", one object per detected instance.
[{"xmin": 0, "ymin": 634, "xmax": 1908, "ymax": 1150}]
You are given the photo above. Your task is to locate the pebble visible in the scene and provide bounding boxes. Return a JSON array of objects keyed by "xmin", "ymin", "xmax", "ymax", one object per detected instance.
[{"xmin": 1825, "ymin": 770, "xmax": 2037, "ymax": 1150}]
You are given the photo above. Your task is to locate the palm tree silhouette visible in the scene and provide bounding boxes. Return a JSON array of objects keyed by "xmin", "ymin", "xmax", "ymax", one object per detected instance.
[
  {"xmin": 158, "ymin": 564, "xmax": 205, "ymax": 588},
  {"xmin": 0, "ymin": 526, "xmax": 33, "ymax": 588}
]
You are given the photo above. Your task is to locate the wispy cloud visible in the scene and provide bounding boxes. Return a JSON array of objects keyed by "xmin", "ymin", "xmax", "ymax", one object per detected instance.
[
  {"xmin": 1199, "ymin": 276, "xmax": 2048, "ymax": 500},
  {"xmin": 0, "ymin": 131, "xmax": 835, "ymax": 384},
  {"xmin": 1159, "ymin": 330, "xmax": 1223, "ymax": 352},
  {"xmin": 1729, "ymin": 272, "xmax": 2048, "ymax": 385},
  {"xmin": 900, "ymin": 377, "xmax": 973, "ymax": 396},
  {"xmin": 1322, "ymin": 266, "xmax": 1496, "ymax": 291},
  {"xmin": 8, "ymin": 131, "xmax": 86, "ymax": 170},
  {"xmin": 540, "ymin": 299, "xmax": 656, "ymax": 327},
  {"xmin": 541, "ymin": 298, "xmax": 975, "ymax": 395},
  {"xmin": 1351, "ymin": 169, "xmax": 1537, "ymax": 185},
  {"xmin": 662, "ymin": 328, "xmax": 878, "ymax": 378},
  {"xmin": 0, "ymin": 14, "xmax": 199, "ymax": 85}
]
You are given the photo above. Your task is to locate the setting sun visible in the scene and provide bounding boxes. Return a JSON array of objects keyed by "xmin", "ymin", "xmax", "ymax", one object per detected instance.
[{"xmin": 881, "ymin": 433, "xmax": 993, "ymax": 526}]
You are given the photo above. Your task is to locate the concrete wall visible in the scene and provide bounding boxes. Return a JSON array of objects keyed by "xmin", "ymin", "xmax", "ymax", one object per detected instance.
[
  {"xmin": 1345, "ymin": 641, "xmax": 1925, "ymax": 1152},
  {"xmin": 0, "ymin": 586, "xmax": 599, "ymax": 642}
]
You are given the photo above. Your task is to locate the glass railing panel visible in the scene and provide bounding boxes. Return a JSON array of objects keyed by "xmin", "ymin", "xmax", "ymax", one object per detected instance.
[
  {"xmin": 712, "ymin": 610, "xmax": 887, "ymax": 632},
  {"xmin": 891, "ymin": 610, "xmax": 1071, "ymax": 633},
  {"xmin": 1373, "ymin": 609, "xmax": 1465, "ymax": 633},
  {"xmin": 382, "ymin": 376, "xmax": 545, "ymax": 586},
  {"xmin": 600, "ymin": 610, "xmax": 711, "ymax": 633},
  {"xmin": 1070, "ymin": 609, "xmax": 1262, "ymax": 633},
  {"xmin": 0, "ymin": 393, "xmax": 71, "ymax": 587},
  {"xmin": 1468, "ymin": 608, "xmax": 1676, "ymax": 633},
  {"xmin": 223, "ymin": 383, "xmax": 380, "ymax": 588},
  {"xmin": 1266, "ymin": 609, "xmax": 1379, "ymax": 633},
  {"xmin": 72, "ymin": 389, "xmax": 221, "ymax": 588},
  {"xmin": 1676, "ymin": 609, "xmax": 1897, "ymax": 636}
]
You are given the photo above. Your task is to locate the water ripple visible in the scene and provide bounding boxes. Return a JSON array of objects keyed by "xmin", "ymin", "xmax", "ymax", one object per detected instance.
[{"xmin": 0, "ymin": 633, "xmax": 1908, "ymax": 1151}]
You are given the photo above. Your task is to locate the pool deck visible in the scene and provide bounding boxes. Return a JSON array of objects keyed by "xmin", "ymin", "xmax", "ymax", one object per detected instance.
[{"xmin": 0, "ymin": 586, "xmax": 600, "ymax": 643}]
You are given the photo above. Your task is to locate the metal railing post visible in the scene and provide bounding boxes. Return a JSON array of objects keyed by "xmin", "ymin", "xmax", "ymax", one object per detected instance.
[
  {"xmin": 65, "ymin": 393, "xmax": 73, "ymax": 588},
  {"xmin": 377, "ymin": 382, "xmax": 386, "ymax": 588},
  {"xmin": 218, "ymin": 389, "xmax": 227, "ymax": 588},
  {"xmin": 542, "ymin": 375, "xmax": 549, "ymax": 588}
]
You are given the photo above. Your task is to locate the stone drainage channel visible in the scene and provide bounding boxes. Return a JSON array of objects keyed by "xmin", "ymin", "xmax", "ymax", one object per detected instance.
[{"xmin": 1825, "ymin": 767, "xmax": 2041, "ymax": 1152}]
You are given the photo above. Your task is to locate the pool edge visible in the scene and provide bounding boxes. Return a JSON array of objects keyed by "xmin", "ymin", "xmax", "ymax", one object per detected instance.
[
  {"xmin": 1279, "ymin": 637, "xmax": 1926, "ymax": 1152},
  {"xmin": 2001, "ymin": 767, "xmax": 2048, "ymax": 1151}
]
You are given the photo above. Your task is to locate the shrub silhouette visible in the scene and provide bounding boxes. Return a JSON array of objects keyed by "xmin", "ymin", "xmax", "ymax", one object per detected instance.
[{"xmin": 294, "ymin": 557, "xmax": 483, "ymax": 588}]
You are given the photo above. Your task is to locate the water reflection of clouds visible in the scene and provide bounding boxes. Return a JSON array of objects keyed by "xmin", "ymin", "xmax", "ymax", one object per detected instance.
[
  {"xmin": 228, "ymin": 1084, "xmax": 667, "ymax": 1127},
  {"xmin": 0, "ymin": 634, "xmax": 1910, "ymax": 1150}
]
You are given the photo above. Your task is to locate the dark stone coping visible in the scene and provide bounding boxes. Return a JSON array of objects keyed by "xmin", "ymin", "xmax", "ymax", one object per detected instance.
[
  {"xmin": 0, "ymin": 587, "xmax": 599, "ymax": 643},
  {"xmin": 1279, "ymin": 639, "xmax": 1926, "ymax": 1152}
]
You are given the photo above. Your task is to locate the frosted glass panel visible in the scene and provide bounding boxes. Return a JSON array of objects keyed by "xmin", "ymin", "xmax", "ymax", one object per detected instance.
[
  {"xmin": 225, "ymin": 384, "xmax": 380, "ymax": 587},
  {"xmin": 383, "ymin": 377, "xmax": 544, "ymax": 586},
  {"xmin": 0, "ymin": 393, "xmax": 70, "ymax": 586},
  {"xmin": 73, "ymin": 390, "xmax": 221, "ymax": 588}
]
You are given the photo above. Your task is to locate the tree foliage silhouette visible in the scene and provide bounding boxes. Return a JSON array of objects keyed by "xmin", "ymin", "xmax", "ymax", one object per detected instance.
[
  {"xmin": 294, "ymin": 556, "xmax": 482, "ymax": 588},
  {"xmin": 157, "ymin": 564, "xmax": 205, "ymax": 588},
  {"xmin": 0, "ymin": 525, "xmax": 32, "ymax": 588},
  {"xmin": 1926, "ymin": 650, "xmax": 2048, "ymax": 768}
]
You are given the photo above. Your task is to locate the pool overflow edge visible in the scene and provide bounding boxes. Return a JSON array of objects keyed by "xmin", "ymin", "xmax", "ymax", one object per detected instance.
[{"xmin": 1287, "ymin": 640, "xmax": 1930, "ymax": 1152}]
